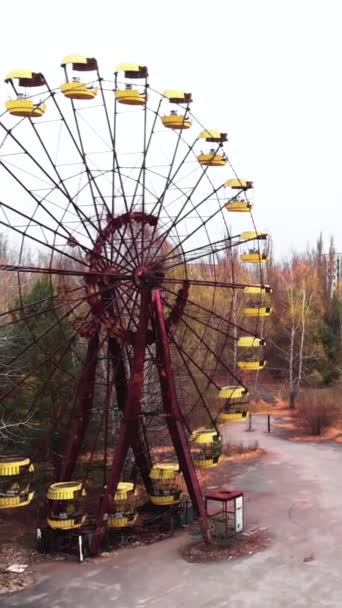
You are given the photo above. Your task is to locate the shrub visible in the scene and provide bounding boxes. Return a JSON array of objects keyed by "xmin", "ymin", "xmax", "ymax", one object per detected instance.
[
  {"xmin": 223, "ymin": 440, "xmax": 259, "ymax": 456},
  {"xmin": 296, "ymin": 390, "xmax": 339, "ymax": 435}
]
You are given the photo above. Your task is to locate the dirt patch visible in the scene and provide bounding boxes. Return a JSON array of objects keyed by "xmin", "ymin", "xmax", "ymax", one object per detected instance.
[
  {"xmin": 180, "ymin": 529, "xmax": 271, "ymax": 563},
  {"xmin": 0, "ymin": 543, "xmax": 71, "ymax": 596}
]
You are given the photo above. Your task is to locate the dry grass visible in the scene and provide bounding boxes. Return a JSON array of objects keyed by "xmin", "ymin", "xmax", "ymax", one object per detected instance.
[
  {"xmin": 223, "ymin": 440, "xmax": 259, "ymax": 456},
  {"xmin": 296, "ymin": 390, "xmax": 340, "ymax": 436}
]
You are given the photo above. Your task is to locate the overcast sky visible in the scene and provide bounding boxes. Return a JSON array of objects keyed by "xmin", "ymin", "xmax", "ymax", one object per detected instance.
[{"xmin": 1, "ymin": 0, "xmax": 341, "ymax": 259}]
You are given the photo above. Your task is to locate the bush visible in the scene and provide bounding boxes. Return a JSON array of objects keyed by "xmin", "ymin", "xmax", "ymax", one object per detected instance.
[
  {"xmin": 296, "ymin": 390, "xmax": 340, "ymax": 435},
  {"xmin": 223, "ymin": 440, "xmax": 259, "ymax": 456}
]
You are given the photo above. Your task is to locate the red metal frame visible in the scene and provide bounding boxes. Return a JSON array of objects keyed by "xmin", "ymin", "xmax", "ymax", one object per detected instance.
[
  {"xmin": 90, "ymin": 290, "xmax": 150, "ymax": 554},
  {"xmin": 58, "ymin": 331, "xmax": 100, "ymax": 481},
  {"xmin": 151, "ymin": 289, "xmax": 210, "ymax": 542},
  {"xmin": 87, "ymin": 288, "xmax": 210, "ymax": 553}
]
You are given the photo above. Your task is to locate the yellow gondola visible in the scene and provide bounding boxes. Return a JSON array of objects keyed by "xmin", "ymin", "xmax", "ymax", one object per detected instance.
[
  {"xmin": 162, "ymin": 90, "xmax": 192, "ymax": 103},
  {"xmin": 225, "ymin": 199, "xmax": 253, "ymax": 212},
  {"xmin": 243, "ymin": 285, "xmax": 272, "ymax": 295},
  {"xmin": 241, "ymin": 251, "xmax": 269, "ymax": 263},
  {"xmin": 218, "ymin": 385, "xmax": 248, "ymax": 400},
  {"xmin": 237, "ymin": 360, "xmax": 267, "ymax": 371},
  {"xmin": 243, "ymin": 306, "xmax": 272, "ymax": 317},
  {"xmin": 240, "ymin": 231, "xmax": 268, "ymax": 241},
  {"xmin": 198, "ymin": 150, "xmax": 227, "ymax": 167},
  {"xmin": 61, "ymin": 82, "xmax": 98, "ymax": 100},
  {"xmin": 46, "ymin": 481, "xmax": 86, "ymax": 530},
  {"xmin": 115, "ymin": 63, "xmax": 148, "ymax": 78},
  {"xmin": 5, "ymin": 70, "xmax": 45, "ymax": 86},
  {"xmin": 161, "ymin": 111, "xmax": 192, "ymax": 129},
  {"xmin": 0, "ymin": 456, "xmax": 34, "ymax": 509},
  {"xmin": 198, "ymin": 129, "xmax": 228, "ymax": 143},
  {"xmin": 61, "ymin": 55, "xmax": 98, "ymax": 71},
  {"xmin": 5, "ymin": 70, "xmax": 47, "ymax": 117},
  {"xmin": 191, "ymin": 429, "xmax": 222, "ymax": 468},
  {"xmin": 60, "ymin": 55, "xmax": 99, "ymax": 100},
  {"xmin": 115, "ymin": 86, "xmax": 146, "ymax": 106},
  {"xmin": 237, "ymin": 336, "xmax": 266, "ymax": 348},
  {"xmin": 5, "ymin": 98, "xmax": 47, "ymax": 118},
  {"xmin": 149, "ymin": 463, "xmax": 181, "ymax": 506},
  {"xmin": 224, "ymin": 178, "xmax": 253, "ymax": 190},
  {"xmin": 108, "ymin": 482, "xmax": 138, "ymax": 529},
  {"xmin": 218, "ymin": 411, "xmax": 247, "ymax": 423}
]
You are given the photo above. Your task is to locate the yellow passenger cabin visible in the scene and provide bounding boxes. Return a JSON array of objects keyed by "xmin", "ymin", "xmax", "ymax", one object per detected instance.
[
  {"xmin": 115, "ymin": 63, "xmax": 148, "ymax": 78},
  {"xmin": 237, "ymin": 336, "xmax": 266, "ymax": 348},
  {"xmin": 46, "ymin": 481, "xmax": 86, "ymax": 530},
  {"xmin": 5, "ymin": 70, "xmax": 47, "ymax": 117},
  {"xmin": 224, "ymin": 178, "xmax": 253, "ymax": 191},
  {"xmin": 198, "ymin": 129, "xmax": 228, "ymax": 143},
  {"xmin": 61, "ymin": 81, "xmax": 98, "ymax": 100},
  {"xmin": 237, "ymin": 360, "xmax": 267, "ymax": 371},
  {"xmin": 198, "ymin": 149, "xmax": 227, "ymax": 166},
  {"xmin": 108, "ymin": 482, "xmax": 138, "ymax": 529},
  {"xmin": 240, "ymin": 231, "xmax": 268, "ymax": 241},
  {"xmin": 5, "ymin": 98, "xmax": 47, "ymax": 117},
  {"xmin": 191, "ymin": 429, "xmax": 222, "ymax": 468},
  {"xmin": 115, "ymin": 84, "xmax": 146, "ymax": 105},
  {"xmin": 225, "ymin": 198, "xmax": 253, "ymax": 212},
  {"xmin": 243, "ymin": 285, "xmax": 272, "ymax": 295},
  {"xmin": 60, "ymin": 56, "xmax": 99, "ymax": 100},
  {"xmin": 243, "ymin": 306, "xmax": 272, "ymax": 318},
  {"xmin": 0, "ymin": 456, "xmax": 34, "ymax": 509},
  {"xmin": 161, "ymin": 110, "xmax": 192, "ymax": 129},
  {"xmin": 241, "ymin": 250, "xmax": 269, "ymax": 263},
  {"xmin": 218, "ymin": 385, "xmax": 249, "ymax": 400},
  {"xmin": 149, "ymin": 463, "xmax": 181, "ymax": 506}
]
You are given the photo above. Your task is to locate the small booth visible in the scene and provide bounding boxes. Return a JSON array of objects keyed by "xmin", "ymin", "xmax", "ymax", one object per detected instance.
[{"xmin": 205, "ymin": 490, "xmax": 244, "ymax": 540}]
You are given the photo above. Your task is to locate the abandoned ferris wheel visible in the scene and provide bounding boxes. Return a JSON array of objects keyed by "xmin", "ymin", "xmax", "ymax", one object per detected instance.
[{"xmin": 0, "ymin": 57, "xmax": 271, "ymax": 555}]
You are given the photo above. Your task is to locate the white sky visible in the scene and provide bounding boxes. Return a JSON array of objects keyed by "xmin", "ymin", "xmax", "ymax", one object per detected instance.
[{"xmin": 1, "ymin": 0, "xmax": 342, "ymax": 259}]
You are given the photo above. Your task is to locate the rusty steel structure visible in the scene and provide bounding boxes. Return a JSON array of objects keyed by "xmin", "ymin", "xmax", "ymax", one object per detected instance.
[{"xmin": 0, "ymin": 59, "xmax": 268, "ymax": 554}]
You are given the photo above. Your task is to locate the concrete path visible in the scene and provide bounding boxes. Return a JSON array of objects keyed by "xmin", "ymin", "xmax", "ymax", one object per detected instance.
[{"xmin": 3, "ymin": 415, "xmax": 342, "ymax": 607}]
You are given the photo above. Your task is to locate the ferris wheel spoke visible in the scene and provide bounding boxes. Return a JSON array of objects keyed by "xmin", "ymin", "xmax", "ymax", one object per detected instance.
[
  {"xmin": 0, "ymin": 286, "xmax": 86, "ymax": 329},
  {"xmin": 169, "ymin": 332, "xmax": 221, "ymax": 390},
  {"xmin": 169, "ymin": 337, "xmax": 217, "ymax": 430},
  {"xmin": 0, "ymin": 199, "xmax": 102, "ymax": 268},
  {"xmin": 0, "ymin": 284, "xmax": 83, "ymax": 321},
  {"xmin": 1, "ymin": 294, "xmax": 90, "ymax": 375},
  {"xmin": 0, "ymin": 123, "xmax": 102, "ymax": 248},
  {"xmin": 0, "ymin": 162, "xmax": 97, "ymax": 257},
  {"xmin": 153, "ymin": 187, "xmax": 227, "ymax": 267},
  {"xmin": 160, "ymin": 236, "xmax": 246, "ymax": 271},
  {"xmin": 67, "ymin": 100, "xmax": 111, "ymax": 227},
  {"xmin": 130, "ymin": 99, "xmax": 163, "ymax": 211},
  {"xmin": 0, "ymin": 264, "xmax": 133, "ymax": 282},
  {"xmin": 0, "ymin": 310, "xmax": 84, "ymax": 412},
  {"xmin": 21, "ymin": 310, "xmax": 95, "ymax": 425},
  {"xmin": 0, "ymin": 214, "xmax": 92, "ymax": 269},
  {"xmin": 162, "ymin": 284, "xmax": 256, "ymax": 334},
  {"xmin": 45, "ymin": 79, "xmax": 109, "ymax": 226},
  {"xmin": 118, "ymin": 97, "xmax": 164, "ymax": 267},
  {"xmin": 163, "ymin": 277, "xmax": 255, "ymax": 289},
  {"xmin": 148, "ymin": 143, "xmax": 223, "ymax": 262},
  {"xmin": 161, "ymin": 296, "xmax": 236, "ymax": 341},
  {"xmin": 174, "ymin": 313, "xmax": 244, "ymax": 386},
  {"xmin": 94, "ymin": 76, "xmax": 142, "ymax": 264},
  {"xmin": 143, "ymin": 109, "xmax": 193, "ymax": 263}
]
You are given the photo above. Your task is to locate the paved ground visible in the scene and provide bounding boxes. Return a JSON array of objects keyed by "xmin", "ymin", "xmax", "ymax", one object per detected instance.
[{"xmin": 3, "ymin": 415, "xmax": 342, "ymax": 607}]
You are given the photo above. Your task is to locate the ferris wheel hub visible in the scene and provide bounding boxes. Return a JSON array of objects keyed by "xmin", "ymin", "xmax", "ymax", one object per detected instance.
[{"xmin": 133, "ymin": 264, "xmax": 164, "ymax": 289}]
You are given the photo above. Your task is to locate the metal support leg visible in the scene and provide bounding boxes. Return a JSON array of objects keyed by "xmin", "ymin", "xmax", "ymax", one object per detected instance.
[
  {"xmin": 109, "ymin": 338, "xmax": 152, "ymax": 491},
  {"xmin": 90, "ymin": 293, "xmax": 150, "ymax": 554},
  {"xmin": 59, "ymin": 332, "xmax": 100, "ymax": 481},
  {"xmin": 151, "ymin": 289, "xmax": 210, "ymax": 543}
]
